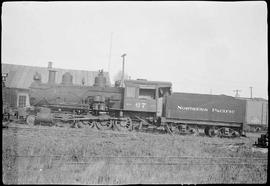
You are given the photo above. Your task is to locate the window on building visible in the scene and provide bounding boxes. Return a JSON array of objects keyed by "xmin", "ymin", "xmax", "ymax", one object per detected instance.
[
  {"xmin": 126, "ymin": 87, "xmax": 136, "ymax": 98},
  {"xmin": 18, "ymin": 95, "xmax": 26, "ymax": 108}
]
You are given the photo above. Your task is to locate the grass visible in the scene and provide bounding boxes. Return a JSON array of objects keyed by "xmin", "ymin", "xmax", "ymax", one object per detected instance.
[{"xmin": 2, "ymin": 123, "xmax": 268, "ymax": 184}]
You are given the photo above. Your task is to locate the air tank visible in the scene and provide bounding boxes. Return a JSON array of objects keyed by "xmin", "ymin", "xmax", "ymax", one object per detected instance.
[
  {"xmin": 94, "ymin": 70, "xmax": 106, "ymax": 88},
  {"xmin": 93, "ymin": 95, "xmax": 105, "ymax": 103},
  {"xmin": 62, "ymin": 72, "xmax": 73, "ymax": 85}
]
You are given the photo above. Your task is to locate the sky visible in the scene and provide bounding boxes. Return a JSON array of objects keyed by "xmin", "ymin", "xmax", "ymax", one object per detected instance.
[{"xmin": 2, "ymin": 1, "xmax": 268, "ymax": 99}]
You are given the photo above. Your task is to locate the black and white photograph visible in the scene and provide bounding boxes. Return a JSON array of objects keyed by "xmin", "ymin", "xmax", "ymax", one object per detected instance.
[{"xmin": 2, "ymin": 1, "xmax": 268, "ymax": 184}]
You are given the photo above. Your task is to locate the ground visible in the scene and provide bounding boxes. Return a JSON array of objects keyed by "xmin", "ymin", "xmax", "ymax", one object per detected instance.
[{"xmin": 2, "ymin": 122, "xmax": 268, "ymax": 184}]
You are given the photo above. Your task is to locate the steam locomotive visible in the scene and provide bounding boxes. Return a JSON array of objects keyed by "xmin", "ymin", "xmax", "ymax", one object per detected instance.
[{"xmin": 26, "ymin": 68, "xmax": 246, "ymax": 137}]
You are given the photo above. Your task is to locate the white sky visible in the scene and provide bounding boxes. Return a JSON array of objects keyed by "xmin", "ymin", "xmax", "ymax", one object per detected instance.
[{"xmin": 2, "ymin": 1, "xmax": 268, "ymax": 99}]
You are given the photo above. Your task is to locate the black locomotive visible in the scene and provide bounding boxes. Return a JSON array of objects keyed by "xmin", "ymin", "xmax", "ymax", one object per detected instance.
[{"xmin": 25, "ymin": 68, "xmax": 246, "ymax": 137}]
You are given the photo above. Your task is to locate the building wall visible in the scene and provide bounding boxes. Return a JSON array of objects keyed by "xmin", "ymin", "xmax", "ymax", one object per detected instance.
[
  {"xmin": 246, "ymin": 99, "xmax": 268, "ymax": 127},
  {"xmin": 16, "ymin": 90, "xmax": 30, "ymax": 108},
  {"xmin": 2, "ymin": 87, "xmax": 17, "ymax": 108},
  {"xmin": 3, "ymin": 87, "xmax": 30, "ymax": 108}
]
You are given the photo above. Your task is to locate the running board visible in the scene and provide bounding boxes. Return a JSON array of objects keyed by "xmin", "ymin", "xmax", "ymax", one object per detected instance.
[{"xmin": 163, "ymin": 119, "xmax": 242, "ymax": 128}]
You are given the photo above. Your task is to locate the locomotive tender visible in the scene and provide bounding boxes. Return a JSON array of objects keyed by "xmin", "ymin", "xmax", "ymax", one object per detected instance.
[{"xmin": 26, "ymin": 68, "xmax": 246, "ymax": 137}]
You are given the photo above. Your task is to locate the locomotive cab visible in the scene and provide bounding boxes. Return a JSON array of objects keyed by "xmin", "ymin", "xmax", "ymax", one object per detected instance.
[{"xmin": 123, "ymin": 79, "xmax": 172, "ymax": 117}]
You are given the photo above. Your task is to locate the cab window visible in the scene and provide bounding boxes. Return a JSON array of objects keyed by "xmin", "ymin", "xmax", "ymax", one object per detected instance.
[
  {"xmin": 126, "ymin": 87, "xmax": 136, "ymax": 98},
  {"xmin": 139, "ymin": 88, "xmax": 155, "ymax": 100},
  {"xmin": 158, "ymin": 87, "xmax": 171, "ymax": 97}
]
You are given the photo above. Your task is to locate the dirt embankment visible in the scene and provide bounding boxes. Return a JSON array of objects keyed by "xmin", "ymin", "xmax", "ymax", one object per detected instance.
[{"xmin": 2, "ymin": 123, "xmax": 268, "ymax": 184}]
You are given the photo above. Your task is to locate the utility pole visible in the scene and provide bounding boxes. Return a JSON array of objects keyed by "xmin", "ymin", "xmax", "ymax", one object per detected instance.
[
  {"xmin": 233, "ymin": 89, "xmax": 241, "ymax": 97},
  {"xmin": 107, "ymin": 32, "xmax": 113, "ymax": 76},
  {"xmin": 249, "ymin": 86, "xmax": 253, "ymax": 99},
  {"xmin": 121, "ymin": 53, "xmax": 126, "ymax": 87}
]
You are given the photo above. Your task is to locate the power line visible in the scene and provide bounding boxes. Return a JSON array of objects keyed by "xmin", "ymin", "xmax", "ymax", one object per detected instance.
[{"xmin": 107, "ymin": 32, "xmax": 113, "ymax": 77}]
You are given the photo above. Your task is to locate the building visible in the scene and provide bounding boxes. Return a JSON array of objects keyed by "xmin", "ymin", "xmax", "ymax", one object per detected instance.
[
  {"xmin": 236, "ymin": 97, "xmax": 268, "ymax": 130},
  {"xmin": 1, "ymin": 62, "xmax": 111, "ymax": 108}
]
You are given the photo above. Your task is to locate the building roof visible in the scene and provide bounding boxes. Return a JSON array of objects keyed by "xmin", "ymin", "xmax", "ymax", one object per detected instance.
[
  {"xmin": 1, "ymin": 63, "xmax": 111, "ymax": 89},
  {"xmin": 236, "ymin": 96, "xmax": 268, "ymax": 102}
]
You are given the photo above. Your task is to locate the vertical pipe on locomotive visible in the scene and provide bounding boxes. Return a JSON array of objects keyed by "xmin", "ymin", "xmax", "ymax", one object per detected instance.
[
  {"xmin": 47, "ymin": 62, "xmax": 56, "ymax": 84},
  {"xmin": 121, "ymin": 53, "xmax": 126, "ymax": 87}
]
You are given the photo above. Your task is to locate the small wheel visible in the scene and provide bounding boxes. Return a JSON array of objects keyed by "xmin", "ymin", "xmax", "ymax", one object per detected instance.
[
  {"xmin": 215, "ymin": 128, "xmax": 223, "ymax": 137},
  {"xmin": 115, "ymin": 117, "xmax": 133, "ymax": 132},
  {"xmin": 96, "ymin": 120, "xmax": 113, "ymax": 130},
  {"xmin": 165, "ymin": 124, "xmax": 178, "ymax": 135},
  {"xmin": 55, "ymin": 121, "xmax": 67, "ymax": 127},
  {"xmin": 131, "ymin": 121, "xmax": 141, "ymax": 131},
  {"xmin": 82, "ymin": 121, "xmax": 94, "ymax": 128},
  {"xmin": 192, "ymin": 127, "xmax": 200, "ymax": 136},
  {"xmin": 2, "ymin": 121, "xmax": 9, "ymax": 128},
  {"xmin": 26, "ymin": 115, "xmax": 35, "ymax": 126},
  {"xmin": 209, "ymin": 128, "xmax": 216, "ymax": 137},
  {"xmin": 71, "ymin": 122, "xmax": 78, "ymax": 128},
  {"xmin": 76, "ymin": 122, "xmax": 85, "ymax": 128},
  {"xmin": 204, "ymin": 127, "xmax": 215, "ymax": 137}
]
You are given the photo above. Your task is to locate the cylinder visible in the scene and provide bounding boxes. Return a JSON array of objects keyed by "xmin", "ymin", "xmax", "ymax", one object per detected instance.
[
  {"xmin": 93, "ymin": 95, "xmax": 101, "ymax": 102},
  {"xmin": 36, "ymin": 108, "xmax": 53, "ymax": 123},
  {"xmin": 100, "ymin": 96, "xmax": 105, "ymax": 103},
  {"xmin": 93, "ymin": 95, "xmax": 105, "ymax": 103},
  {"xmin": 92, "ymin": 103, "xmax": 99, "ymax": 110},
  {"xmin": 99, "ymin": 103, "xmax": 106, "ymax": 111}
]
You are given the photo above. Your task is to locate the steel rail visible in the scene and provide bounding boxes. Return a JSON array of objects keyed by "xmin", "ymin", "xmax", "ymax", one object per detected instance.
[{"xmin": 7, "ymin": 154, "xmax": 268, "ymax": 161}]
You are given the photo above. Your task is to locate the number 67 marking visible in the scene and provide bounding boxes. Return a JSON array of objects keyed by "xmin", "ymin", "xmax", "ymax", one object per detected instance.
[{"xmin": 135, "ymin": 102, "xmax": 146, "ymax": 108}]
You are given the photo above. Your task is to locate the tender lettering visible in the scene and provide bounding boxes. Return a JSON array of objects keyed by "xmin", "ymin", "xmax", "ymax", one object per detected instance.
[
  {"xmin": 177, "ymin": 106, "xmax": 208, "ymax": 112},
  {"xmin": 177, "ymin": 106, "xmax": 235, "ymax": 114},
  {"xmin": 212, "ymin": 108, "xmax": 235, "ymax": 114}
]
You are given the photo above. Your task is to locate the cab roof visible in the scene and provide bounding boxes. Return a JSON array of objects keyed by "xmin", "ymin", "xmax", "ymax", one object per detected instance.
[{"xmin": 124, "ymin": 79, "xmax": 172, "ymax": 88}]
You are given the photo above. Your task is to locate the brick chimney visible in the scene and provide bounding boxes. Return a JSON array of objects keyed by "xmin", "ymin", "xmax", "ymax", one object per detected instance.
[{"xmin": 48, "ymin": 61, "xmax": 52, "ymax": 69}]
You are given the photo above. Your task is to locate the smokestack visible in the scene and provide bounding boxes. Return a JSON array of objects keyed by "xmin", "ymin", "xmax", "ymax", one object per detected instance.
[
  {"xmin": 47, "ymin": 62, "xmax": 56, "ymax": 84},
  {"xmin": 48, "ymin": 70, "xmax": 56, "ymax": 84},
  {"xmin": 48, "ymin": 61, "xmax": 52, "ymax": 69}
]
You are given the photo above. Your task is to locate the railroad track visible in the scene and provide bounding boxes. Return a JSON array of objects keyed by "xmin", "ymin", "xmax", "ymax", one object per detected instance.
[
  {"xmin": 4, "ymin": 124, "xmax": 268, "ymax": 167},
  {"xmin": 6, "ymin": 154, "xmax": 268, "ymax": 166},
  {"xmin": 4, "ymin": 124, "xmax": 133, "ymax": 137}
]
